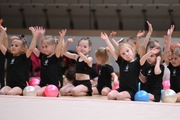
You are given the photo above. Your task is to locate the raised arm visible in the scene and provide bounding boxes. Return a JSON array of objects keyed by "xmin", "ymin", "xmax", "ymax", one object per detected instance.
[
  {"xmin": 138, "ymin": 21, "xmax": 153, "ymax": 58},
  {"xmin": 27, "ymin": 26, "xmax": 41, "ymax": 58},
  {"xmin": 38, "ymin": 27, "xmax": 46, "ymax": 51},
  {"xmin": 136, "ymin": 30, "xmax": 145, "ymax": 55},
  {"xmin": 76, "ymin": 46, "xmax": 93, "ymax": 67},
  {"xmin": 163, "ymin": 25, "xmax": 174, "ymax": 66},
  {"xmin": 0, "ymin": 19, "xmax": 8, "ymax": 48},
  {"xmin": 0, "ymin": 25, "xmax": 7, "ymax": 55},
  {"xmin": 100, "ymin": 32, "xmax": 118, "ymax": 60},
  {"xmin": 3, "ymin": 32, "xmax": 8, "ymax": 48},
  {"xmin": 140, "ymin": 47, "xmax": 160, "ymax": 66},
  {"xmin": 56, "ymin": 29, "xmax": 66, "ymax": 58},
  {"xmin": 109, "ymin": 31, "xmax": 119, "ymax": 48},
  {"xmin": 63, "ymin": 38, "xmax": 78, "ymax": 61}
]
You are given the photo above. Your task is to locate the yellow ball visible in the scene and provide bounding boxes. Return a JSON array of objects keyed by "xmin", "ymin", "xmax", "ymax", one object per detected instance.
[
  {"xmin": 23, "ymin": 86, "xmax": 37, "ymax": 96},
  {"xmin": 161, "ymin": 89, "xmax": 177, "ymax": 103}
]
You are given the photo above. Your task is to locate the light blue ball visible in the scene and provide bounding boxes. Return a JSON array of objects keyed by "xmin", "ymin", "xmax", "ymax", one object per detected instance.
[{"xmin": 134, "ymin": 90, "xmax": 150, "ymax": 102}]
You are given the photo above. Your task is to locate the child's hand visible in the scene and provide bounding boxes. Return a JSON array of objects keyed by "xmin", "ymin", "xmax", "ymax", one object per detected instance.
[
  {"xmin": 67, "ymin": 37, "xmax": 74, "ymax": 43},
  {"xmin": 137, "ymin": 30, "xmax": 145, "ymax": 38},
  {"xmin": 147, "ymin": 21, "xmax": 153, "ymax": 33},
  {"xmin": 100, "ymin": 32, "xmax": 108, "ymax": 41},
  {"xmin": 167, "ymin": 25, "xmax": 175, "ymax": 36},
  {"xmin": 40, "ymin": 27, "xmax": 46, "ymax": 36},
  {"xmin": 29, "ymin": 26, "xmax": 35, "ymax": 35},
  {"xmin": 59, "ymin": 29, "xmax": 67, "ymax": 37},
  {"xmin": 151, "ymin": 47, "xmax": 160, "ymax": 55},
  {"xmin": 29, "ymin": 26, "xmax": 41, "ymax": 37},
  {"xmin": 156, "ymin": 56, "xmax": 161, "ymax": 63},
  {"xmin": 76, "ymin": 46, "xmax": 81, "ymax": 54},
  {"xmin": 174, "ymin": 41, "xmax": 180, "ymax": 48},
  {"xmin": 171, "ymin": 42, "xmax": 180, "ymax": 50},
  {"xmin": 109, "ymin": 31, "xmax": 116, "ymax": 39}
]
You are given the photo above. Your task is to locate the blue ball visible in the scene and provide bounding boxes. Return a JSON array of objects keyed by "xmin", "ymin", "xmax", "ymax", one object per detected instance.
[{"xmin": 134, "ymin": 90, "xmax": 150, "ymax": 102}]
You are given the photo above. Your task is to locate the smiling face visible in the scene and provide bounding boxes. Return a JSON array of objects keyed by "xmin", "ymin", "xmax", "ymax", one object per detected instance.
[
  {"xmin": 78, "ymin": 39, "xmax": 92, "ymax": 56},
  {"xmin": 10, "ymin": 40, "xmax": 25, "ymax": 56}
]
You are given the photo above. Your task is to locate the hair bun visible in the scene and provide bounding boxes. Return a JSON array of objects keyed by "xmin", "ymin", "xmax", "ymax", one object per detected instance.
[{"xmin": 19, "ymin": 34, "xmax": 25, "ymax": 38}]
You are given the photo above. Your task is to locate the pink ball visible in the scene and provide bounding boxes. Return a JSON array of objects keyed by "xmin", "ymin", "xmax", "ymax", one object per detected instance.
[
  {"xmin": 44, "ymin": 85, "xmax": 59, "ymax": 97},
  {"xmin": 29, "ymin": 77, "xmax": 40, "ymax": 86}
]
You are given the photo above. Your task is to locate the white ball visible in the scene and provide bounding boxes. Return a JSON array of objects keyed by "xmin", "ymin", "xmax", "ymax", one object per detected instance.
[
  {"xmin": 23, "ymin": 86, "xmax": 37, "ymax": 96},
  {"xmin": 161, "ymin": 89, "xmax": 177, "ymax": 103}
]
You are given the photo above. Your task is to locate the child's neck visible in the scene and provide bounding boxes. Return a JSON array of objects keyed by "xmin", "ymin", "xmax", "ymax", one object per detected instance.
[
  {"xmin": 13, "ymin": 53, "xmax": 21, "ymax": 56},
  {"xmin": 47, "ymin": 52, "xmax": 55, "ymax": 57},
  {"xmin": 128, "ymin": 58, "xmax": 135, "ymax": 63}
]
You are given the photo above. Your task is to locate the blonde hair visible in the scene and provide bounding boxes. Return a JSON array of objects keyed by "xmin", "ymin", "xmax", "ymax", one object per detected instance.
[
  {"xmin": 11, "ymin": 35, "xmax": 27, "ymax": 47},
  {"xmin": 95, "ymin": 47, "xmax": 110, "ymax": 65},
  {"xmin": 173, "ymin": 47, "xmax": 180, "ymax": 57},
  {"xmin": 41, "ymin": 35, "xmax": 58, "ymax": 45},
  {"xmin": 118, "ymin": 42, "xmax": 134, "ymax": 56}
]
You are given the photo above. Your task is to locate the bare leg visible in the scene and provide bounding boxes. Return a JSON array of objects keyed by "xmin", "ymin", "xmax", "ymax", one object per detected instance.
[
  {"xmin": 34, "ymin": 86, "xmax": 41, "ymax": 91},
  {"xmin": 36, "ymin": 87, "xmax": 46, "ymax": 96},
  {"xmin": 176, "ymin": 92, "xmax": 180, "ymax": 102},
  {"xmin": 149, "ymin": 93, "xmax": 155, "ymax": 102},
  {"xmin": 60, "ymin": 84, "xmax": 74, "ymax": 96},
  {"xmin": 7, "ymin": 87, "xmax": 22, "ymax": 95},
  {"xmin": 92, "ymin": 87, "xmax": 99, "ymax": 95},
  {"xmin": 107, "ymin": 90, "xmax": 118, "ymax": 100},
  {"xmin": 116, "ymin": 91, "xmax": 131, "ymax": 101},
  {"xmin": 101, "ymin": 87, "xmax": 111, "ymax": 96},
  {"xmin": 0, "ymin": 86, "xmax": 11, "ymax": 95},
  {"xmin": 71, "ymin": 85, "xmax": 88, "ymax": 96}
]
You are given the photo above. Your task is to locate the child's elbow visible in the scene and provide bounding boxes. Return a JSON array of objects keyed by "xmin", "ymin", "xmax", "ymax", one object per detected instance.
[{"xmin": 155, "ymin": 70, "xmax": 162, "ymax": 75}]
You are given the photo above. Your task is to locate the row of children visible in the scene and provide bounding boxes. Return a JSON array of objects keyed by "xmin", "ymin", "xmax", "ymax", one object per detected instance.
[{"xmin": 0, "ymin": 19, "xmax": 180, "ymax": 102}]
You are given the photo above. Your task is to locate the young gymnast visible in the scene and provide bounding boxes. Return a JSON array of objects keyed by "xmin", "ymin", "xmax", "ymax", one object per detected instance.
[
  {"xmin": 60, "ymin": 34, "xmax": 93, "ymax": 96},
  {"xmin": 89, "ymin": 63, "xmax": 101, "ymax": 87},
  {"xmin": 33, "ymin": 28, "xmax": 64, "ymax": 96},
  {"xmin": 92, "ymin": 47, "xmax": 119, "ymax": 96},
  {"xmin": 0, "ymin": 25, "xmax": 41, "ymax": 95},
  {"xmin": 100, "ymin": 32, "xmax": 140, "ymax": 101},
  {"xmin": 63, "ymin": 67, "xmax": 75, "ymax": 85},
  {"xmin": 138, "ymin": 21, "xmax": 170, "ymax": 92},
  {"xmin": 38, "ymin": 27, "xmax": 63, "ymax": 88},
  {"xmin": 140, "ymin": 43, "xmax": 164, "ymax": 102},
  {"xmin": 163, "ymin": 25, "xmax": 180, "ymax": 102}
]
